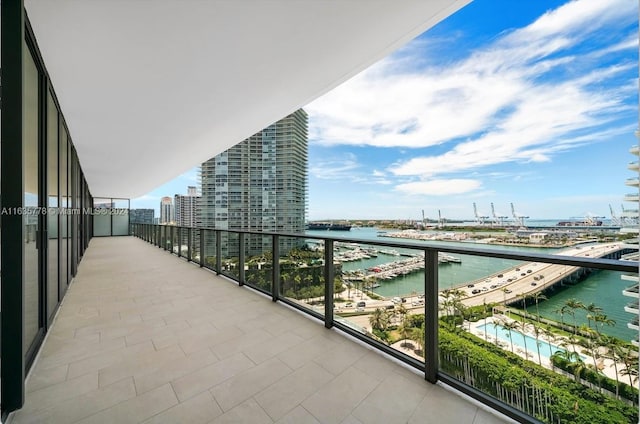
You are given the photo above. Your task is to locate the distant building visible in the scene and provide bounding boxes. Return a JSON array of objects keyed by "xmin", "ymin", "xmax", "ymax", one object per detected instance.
[
  {"xmin": 130, "ymin": 208, "xmax": 155, "ymax": 224},
  {"xmin": 174, "ymin": 186, "xmax": 201, "ymax": 227},
  {"xmin": 200, "ymin": 109, "xmax": 308, "ymax": 256},
  {"xmin": 159, "ymin": 196, "xmax": 174, "ymax": 224}
]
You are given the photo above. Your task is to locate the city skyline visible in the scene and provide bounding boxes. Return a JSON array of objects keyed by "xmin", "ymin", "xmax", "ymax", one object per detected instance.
[{"xmin": 131, "ymin": 0, "xmax": 638, "ymax": 221}]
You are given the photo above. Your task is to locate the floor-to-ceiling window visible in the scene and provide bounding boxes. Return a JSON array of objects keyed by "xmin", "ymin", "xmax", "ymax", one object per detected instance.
[
  {"xmin": 59, "ymin": 124, "xmax": 68, "ymax": 297},
  {"xmin": 23, "ymin": 38, "xmax": 42, "ymax": 362},
  {"xmin": 46, "ymin": 90, "xmax": 59, "ymax": 322}
]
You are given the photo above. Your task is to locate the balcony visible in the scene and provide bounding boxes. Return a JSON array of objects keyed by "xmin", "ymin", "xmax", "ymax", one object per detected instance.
[
  {"xmin": 624, "ymin": 193, "xmax": 640, "ymax": 203},
  {"xmin": 624, "ymin": 301, "xmax": 639, "ymax": 314},
  {"xmin": 622, "ymin": 284, "xmax": 640, "ymax": 298},
  {"xmin": 11, "ymin": 237, "xmax": 510, "ymax": 424},
  {"xmin": 628, "ymin": 318, "xmax": 639, "ymax": 331},
  {"xmin": 626, "ymin": 178, "xmax": 640, "ymax": 187}
]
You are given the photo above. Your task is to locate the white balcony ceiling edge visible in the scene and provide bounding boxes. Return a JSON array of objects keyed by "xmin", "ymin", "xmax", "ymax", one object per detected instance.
[{"xmin": 25, "ymin": 0, "xmax": 469, "ymax": 198}]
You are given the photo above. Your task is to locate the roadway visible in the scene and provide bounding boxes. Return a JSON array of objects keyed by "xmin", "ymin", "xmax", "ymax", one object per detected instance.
[{"xmin": 460, "ymin": 242, "xmax": 623, "ymax": 307}]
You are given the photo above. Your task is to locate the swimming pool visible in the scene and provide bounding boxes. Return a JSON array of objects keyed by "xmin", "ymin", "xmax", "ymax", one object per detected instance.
[{"xmin": 476, "ymin": 322, "xmax": 585, "ymax": 361}]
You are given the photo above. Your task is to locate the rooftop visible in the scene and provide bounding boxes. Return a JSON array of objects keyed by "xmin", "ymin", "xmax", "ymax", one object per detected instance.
[{"xmin": 12, "ymin": 237, "xmax": 510, "ymax": 423}]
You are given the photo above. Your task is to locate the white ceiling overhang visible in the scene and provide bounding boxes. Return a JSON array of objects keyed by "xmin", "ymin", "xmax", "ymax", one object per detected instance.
[{"xmin": 25, "ymin": 0, "xmax": 469, "ymax": 198}]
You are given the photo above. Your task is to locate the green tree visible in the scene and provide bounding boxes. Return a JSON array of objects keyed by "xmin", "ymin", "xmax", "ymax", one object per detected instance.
[
  {"xmin": 410, "ymin": 323, "xmax": 425, "ymax": 356},
  {"xmin": 583, "ymin": 302, "xmax": 603, "ymax": 330},
  {"xmin": 501, "ymin": 319, "xmax": 518, "ymax": 354},
  {"xmin": 565, "ymin": 298, "xmax": 585, "ymax": 336},
  {"xmin": 530, "ymin": 291, "xmax": 547, "ymax": 324},
  {"xmin": 369, "ymin": 308, "xmax": 391, "ymax": 332}
]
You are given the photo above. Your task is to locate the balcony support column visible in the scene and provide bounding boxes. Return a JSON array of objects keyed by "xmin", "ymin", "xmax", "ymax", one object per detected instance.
[
  {"xmin": 199, "ymin": 229, "xmax": 205, "ymax": 267},
  {"xmin": 272, "ymin": 235, "xmax": 280, "ymax": 301},
  {"xmin": 324, "ymin": 239, "xmax": 334, "ymax": 329},
  {"xmin": 177, "ymin": 227, "xmax": 182, "ymax": 258},
  {"xmin": 187, "ymin": 228, "xmax": 192, "ymax": 261},
  {"xmin": 238, "ymin": 233, "xmax": 245, "ymax": 286},
  {"xmin": 1, "ymin": 0, "xmax": 26, "ymax": 417},
  {"xmin": 425, "ymin": 249, "xmax": 439, "ymax": 383},
  {"xmin": 215, "ymin": 230, "xmax": 222, "ymax": 274}
]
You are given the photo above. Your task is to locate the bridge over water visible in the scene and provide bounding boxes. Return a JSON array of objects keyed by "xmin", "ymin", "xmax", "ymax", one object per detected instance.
[{"xmin": 460, "ymin": 242, "xmax": 627, "ymax": 307}]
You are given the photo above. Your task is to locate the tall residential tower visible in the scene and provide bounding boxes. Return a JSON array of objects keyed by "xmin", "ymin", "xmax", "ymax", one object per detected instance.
[
  {"xmin": 200, "ymin": 109, "xmax": 308, "ymax": 255},
  {"xmin": 174, "ymin": 186, "xmax": 201, "ymax": 227},
  {"xmin": 159, "ymin": 196, "xmax": 174, "ymax": 224}
]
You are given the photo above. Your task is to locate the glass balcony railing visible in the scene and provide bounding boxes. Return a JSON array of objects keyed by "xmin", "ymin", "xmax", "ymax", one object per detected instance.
[{"xmin": 131, "ymin": 223, "xmax": 639, "ymax": 424}]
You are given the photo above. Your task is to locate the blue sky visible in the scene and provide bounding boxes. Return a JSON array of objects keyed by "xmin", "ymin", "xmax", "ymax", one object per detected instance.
[{"xmin": 131, "ymin": 0, "xmax": 638, "ymax": 221}]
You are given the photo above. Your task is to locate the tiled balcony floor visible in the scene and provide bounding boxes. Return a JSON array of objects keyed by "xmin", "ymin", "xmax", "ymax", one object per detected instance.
[{"xmin": 12, "ymin": 237, "xmax": 513, "ymax": 424}]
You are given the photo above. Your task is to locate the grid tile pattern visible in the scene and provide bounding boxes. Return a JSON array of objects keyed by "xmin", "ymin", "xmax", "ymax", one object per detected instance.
[{"xmin": 12, "ymin": 237, "xmax": 513, "ymax": 424}]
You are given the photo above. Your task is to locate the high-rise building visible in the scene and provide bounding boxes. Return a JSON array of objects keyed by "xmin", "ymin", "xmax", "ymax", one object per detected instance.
[
  {"xmin": 174, "ymin": 186, "xmax": 201, "ymax": 227},
  {"xmin": 159, "ymin": 196, "xmax": 174, "ymax": 224},
  {"xmin": 621, "ymin": 135, "xmax": 640, "ymax": 345},
  {"xmin": 200, "ymin": 109, "xmax": 308, "ymax": 256},
  {"xmin": 130, "ymin": 208, "xmax": 155, "ymax": 224}
]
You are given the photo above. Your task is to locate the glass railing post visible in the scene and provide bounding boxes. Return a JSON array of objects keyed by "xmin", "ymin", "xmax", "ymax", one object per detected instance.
[
  {"xmin": 215, "ymin": 230, "xmax": 222, "ymax": 274},
  {"xmin": 324, "ymin": 239, "xmax": 334, "ymax": 329},
  {"xmin": 238, "ymin": 233, "xmax": 245, "ymax": 286},
  {"xmin": 425, "ymin": 248, "xmax": 439, "ymax": 383},
  {"xmin": 199, "ymin": 229, "xmax": 205, "ymax": 268},
  {"xmin": 272, "ymin": 235, "xmax": 280, "ymax": 302},
  {"xmin": 177, "ymin": 227, "xmax": 182, "ymax": 258},
  {"xmin": 187, "ymin": 228, "xmax": 192, "ymax": 261}
]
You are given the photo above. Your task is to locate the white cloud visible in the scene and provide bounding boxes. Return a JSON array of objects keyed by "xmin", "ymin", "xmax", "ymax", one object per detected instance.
[
  {"xmin": 306, "ymin": 0, "xmax": 637, "ymax": 186},
  {"xmin": 395, "ymin": 179, "xmax": 481, "ymax": 195},
  {"xmin": 309, "ymin": 154, "xmax": 360, "ymax": 180}
]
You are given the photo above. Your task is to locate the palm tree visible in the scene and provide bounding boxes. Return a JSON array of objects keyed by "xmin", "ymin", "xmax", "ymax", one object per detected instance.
[
  {"xmin": 516, "ymin": 320, "xmax": 529, "ymax": 360},
  {"xmin": 616, "ymin": 346, "xmax": 638, "ymax": 388},
  {"xmin": 369, "ymin": 308, "xmax": 390, "ymax": 333},
  {"xmin": 594, "ymin": 313, "xmax": 616, "ymax": 336},
  {"xmin": 620, "ymin": 362, "xmax": 639, "ymax": 388},
  {"xmin": 530, "ymin": 292, "xmax": 547, "ymax": 323},
  {"xmin": 579, "ymin": 330, "xmax": 602, "ymax": 391},
  {"xmin": 583, "ymin": 302, "xmax": 603, "ymax": 330},
  {"xmin": 552, "ymin": 349, "xmax": 586, "ymax": 382},
  {"xmin": 493, "ymin": 320, "xmax": 501, "ymax": 347},
  {"xmin": 395, "ymin": 304, "xmax": 409, "ymax": 337},
  {"xmin": 564, "ymin": 298, "xmax": 585, "ymax": 336},
  {"xmin": 410, "ymin": 323, "xmax": 425, "ymax": 356},
  {"xmin": 600, "ymin": 335, "xmax": 623, "ymax": 398},
  {"xmin": 553, "ymin": 305, "xmax": 568, "ymax": 330},
  {"xmin": 482, "ymin": 299, "xmax": 489, "ymax": 341},
  {"xmin": 518, "ymin": 293, "xmax": 531, "ymax": 321},
  {"xmin": 541, "ymin": 326, "xmax": 558, "ymax": 369},
  {"xmin": 530, "ymin": 324, "xmax": 543, "ymax": 366},
  {"xmin": 501, "ymin": 320, "xmax": 519, "ymax": 353}
]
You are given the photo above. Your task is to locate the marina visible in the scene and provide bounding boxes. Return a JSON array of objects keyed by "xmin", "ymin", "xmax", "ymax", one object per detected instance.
[{"xmin": 307, "ymin": 226, "xmax": 638, "ymax": 342}]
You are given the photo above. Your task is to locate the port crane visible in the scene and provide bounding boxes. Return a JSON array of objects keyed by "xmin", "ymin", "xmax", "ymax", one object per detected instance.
[
  {"xmin": 510, "ymin": 202, "xmax": 528, "ymax": 227},
  {"xmin": 491, "ymin": 202, "xmax": 508, "ymax": 227},
  {"xmin": 438, "ymin": 209, "xmax": 445, "ymax": 228},
  {"xmin": 473, "ymin": 203, "xmax": 489, "ymax": 225},
  {"xmin": 609, "ymin": 204, "xmax": 622, "ymax": 226}
]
